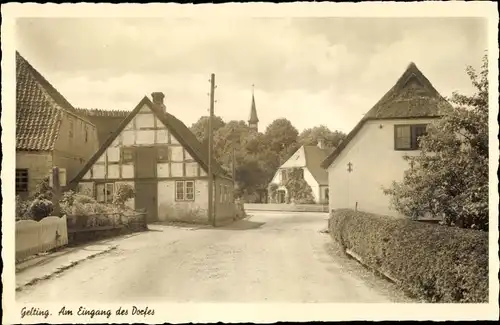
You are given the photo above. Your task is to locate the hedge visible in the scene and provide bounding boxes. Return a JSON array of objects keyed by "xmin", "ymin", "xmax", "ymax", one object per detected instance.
[{"xmin": 329, "ymin": 209, "xmax": 489, "ymax": 303}]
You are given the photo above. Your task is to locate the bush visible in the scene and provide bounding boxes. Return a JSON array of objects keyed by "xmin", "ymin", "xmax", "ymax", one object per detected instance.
[
  {"xmin": 16, "ymin": 195, "xmax": 31, "ymax": 221},
  {"xmin": 113, "ymin": 183, "xmax": 135, "ymax": 206},
  {"xmin": 31, "ymin": 177, "xmax": 53, "ymax": 201},
  {"xmin": 28, "ymin": 198, "xmax": 54, "ymax": 221},
  {"xmin": 329, "ymin": 209, "xmax": 488, "ymax": 303},
  {"xmin": 383, "ymin": 54, "xmax": 489, "ymax": 231},
  {"xmin": 60, "ymin": 189, "xmax": 145, "ymax": 231}
]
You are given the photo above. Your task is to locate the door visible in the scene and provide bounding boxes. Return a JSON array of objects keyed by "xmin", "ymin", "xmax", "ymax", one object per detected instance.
[
  {"xmin": 135, "ymin": 146, "xmax": 157, "ymax": 179},
  {"xmin": 277, "ymin": 190, "xmax": 286, "ymax": 204},
  {"xmin": 135, "ymin": 181, "xmax": 158, "ymax": 222}
]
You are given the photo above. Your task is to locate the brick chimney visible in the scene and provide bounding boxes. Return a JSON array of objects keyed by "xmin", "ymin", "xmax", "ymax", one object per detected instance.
[
  {"xmin": 317, "ymin": 137, "xmax": 325, "ymax": 149},
  {"xmin": 151, "ymin": 92, "xmax": 166, "ymax": 112}
]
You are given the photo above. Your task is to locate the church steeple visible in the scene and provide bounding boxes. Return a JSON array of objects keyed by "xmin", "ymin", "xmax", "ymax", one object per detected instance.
[{"xmin": 248, "ymin": 84, "xmax": 259, "ymax": 131}]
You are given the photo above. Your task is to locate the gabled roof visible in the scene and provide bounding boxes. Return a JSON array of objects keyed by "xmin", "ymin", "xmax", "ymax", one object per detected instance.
[
  {"xmin": 248, "ymin": 94, "xmax": 259, "ymax": 124},
  {"xmin": 303, "ymin": 146, "xmax": 330, "ymax": 185},
  {"xmin": 321, "ymin": 62, "xmax": 453, "ymax": 169},
  {"xmin": 16, "ymin": 51, "xmax": 93, "ymax": 151},
  {"xmin": 280, "ymin": 145, "xmax": 329, "ymax": 185},
  {"xmin": 70, "ymin": 96, "xmax": 231, "ymax": 185},
  {"xmin": 75, "ymin": 108, "xmax": 130, "ymax": 146}
]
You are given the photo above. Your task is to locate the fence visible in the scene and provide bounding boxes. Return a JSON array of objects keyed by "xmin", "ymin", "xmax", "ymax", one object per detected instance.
[
  {"xmin": 16, "ymin": 216, "xmax": 69, "ymax": 263},
  {"xmin": 67, "ymin": 211, "xmax": 148, "ymax": 243},
  {"xmin": 244, "ymin": 203, "xmax": 329, "ymax": 213}
]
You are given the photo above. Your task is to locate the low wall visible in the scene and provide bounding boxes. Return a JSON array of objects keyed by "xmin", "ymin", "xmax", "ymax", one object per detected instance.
[
  {"xmin": 16, "ymin": 216, "xmax": 69, "ymax": 263},
  {"xmin": 244, "ymin": 203, "xmax": 329, "ymax": 213}
]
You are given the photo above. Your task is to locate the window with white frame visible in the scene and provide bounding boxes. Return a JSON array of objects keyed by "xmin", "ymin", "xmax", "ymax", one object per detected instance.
[
  {"xmin": 175, "ymin": 180, "xmax": 195, "ymax": 201},
  {"xmin": 96, "ymin": 183, "xmax": 115, "ymax": 203}
]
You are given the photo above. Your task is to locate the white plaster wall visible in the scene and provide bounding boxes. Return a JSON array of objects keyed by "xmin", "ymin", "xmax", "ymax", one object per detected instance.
[
  {"xmin": 327, "ymin": 118, "xmax": 435, "ymax": 217},
  {"xmin": 280, "ymin": 146, "xmax": 306, "ymax": 168},
  {"xmin": 304, "ymin": 168, "xmax": 320, "ymax": 203},
  {"xmin": 108, "ymin": 165, "xmax": 120, "ymax": 178},
  {"xmin": 122, "ymin": 164, "xmax": 134, "ymax": 178},
  {"xmin": 136, "ymin": 130, "xmax": 155, "ymax": 145},
  {"xmin": 171, "ymin": 162, "xmax": 183, "ymax": 177},
  {"xmin": 157, "ymin": 163, "xmax": 170, "ymax": 177},
  {"xmin": 269, "ymin": 166, "xmax": 320, "ymax": 203},
  {"xmin": 157, "ymin": 179, "xmax": 209, "ymax": 221},
  {"xmin": 93, "ymin": 164, "xmax": 105, "ymax": 178},
  {"xmin": 185, "ymin": 162, "xmax": 198, "ymax": 177},
  {"xmin": 107, "ymin": 147, "xmax": 120, "ymax": 162}
]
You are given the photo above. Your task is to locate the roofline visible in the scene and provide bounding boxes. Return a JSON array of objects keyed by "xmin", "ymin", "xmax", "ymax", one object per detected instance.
[
  {"xmin": 70, "ymin": 96, "xmax": 231, "ymax": 186},
  {"xmin": 320, "ymin": 115, "xmax": 443, "ymax": 169},
  {"xmin": 17, "ymin": 51, "xmax": 95, "ymax": 127}
]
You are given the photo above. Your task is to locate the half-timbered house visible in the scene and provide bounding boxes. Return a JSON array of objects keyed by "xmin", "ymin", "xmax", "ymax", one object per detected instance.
[{"xmin": 70, "ymin": 92, "xmax": 235, "ymax": 224}]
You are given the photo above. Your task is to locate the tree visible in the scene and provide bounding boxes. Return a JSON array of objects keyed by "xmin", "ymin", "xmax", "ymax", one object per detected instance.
[
  {"xmin": 264, "ymin": 118, "xmax": 300, "ymax": 164},
  {"xmin": 383, "ymin": 53, "xmax": 489, "ymax": 231},
  {"xmin": 190, "ymin": 115, "xmax": 225, "ymax": 144},
  {"xmin": 213, "ymin": 120, "xmax": 251, "ymax": 168},
  {"xmin": 298, "ymin": 125, "xmax": 345, "ymax": 149},
  {"xmin": 283, "ymin": 168, "xmax": 316, "ymax": 204},
  {"xmin": 113, "ymin": 183, "xmax": 135, "ymax": 207}
]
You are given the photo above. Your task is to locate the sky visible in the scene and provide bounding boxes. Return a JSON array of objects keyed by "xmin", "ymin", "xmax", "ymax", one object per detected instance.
[{"xmin": 16, "ymin": 17, "xmax": 487, "ymax": 133}]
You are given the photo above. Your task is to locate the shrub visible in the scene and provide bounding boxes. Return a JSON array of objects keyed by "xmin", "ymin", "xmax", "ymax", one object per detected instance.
[
  {"xmin": 31, "ymin": 177, "xmax": 53, "ymax": 201},
  {"xmin": 113, "ymin": 183, "xmax": 135, "ymax": 206},
  {"xmin": 28, "ymin": 198, "xmax": 54, "ymax": 221},
  {"xmin": 16, "ymin": 195, "xmax": 31, "ymax": 221},
  {"xmin": 329, "ymin": 209, "xmax": 488, "ymax": 303},
  {"xmin": 60, "ymin": 189, "xmax": 144, "ymax": 231},
  {"xmin": 383, "ymin": 54, "xmax": 489, "ymax": 231}
]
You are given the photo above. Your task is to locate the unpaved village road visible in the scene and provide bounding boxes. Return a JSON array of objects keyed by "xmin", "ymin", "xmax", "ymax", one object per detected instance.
[{"xmin": 17, "ymin": 212, "xmax": 408, "ymax": 303}]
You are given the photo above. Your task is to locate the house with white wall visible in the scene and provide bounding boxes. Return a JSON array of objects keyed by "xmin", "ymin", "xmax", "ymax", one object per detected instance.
[
  {"xmin": 268, "ymin": 140, "xmax": 330, "ymax": 204},
  {"xmin": 70, "ymin": 92, "xmax": 235, "ymax": 224},
  {"xmin": 320, "ymin": 62, "xmax": 453, "ymax": 218}
]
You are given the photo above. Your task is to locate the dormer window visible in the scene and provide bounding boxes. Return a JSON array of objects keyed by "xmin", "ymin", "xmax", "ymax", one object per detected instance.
[{"xmin": 394, "ymin": 124, "xmax": 428, "ymax": 150}]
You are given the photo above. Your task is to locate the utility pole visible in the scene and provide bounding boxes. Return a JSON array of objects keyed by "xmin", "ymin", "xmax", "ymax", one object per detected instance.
[
  {"xmin": 232, "ymin": 147, "xmax": 236, "ymax": 189},
  {"xmin": 208, "ymin": 73, "xmax": 215, "ymax": 226},
  {"xmin": 51, "ymin": 167, "xmax": 61, "ymax": 217}
]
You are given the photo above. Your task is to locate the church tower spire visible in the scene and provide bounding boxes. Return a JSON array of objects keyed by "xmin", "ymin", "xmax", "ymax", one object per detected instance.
[{"xmin": 248, "ymin": 84, "xmax": 259, "ymax": 131}]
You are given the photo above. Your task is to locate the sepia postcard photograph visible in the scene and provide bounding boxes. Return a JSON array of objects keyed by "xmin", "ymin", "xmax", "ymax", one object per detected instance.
[{"xmin": 1, "ymin": 2, "xmax": 499, "ymax": 323}]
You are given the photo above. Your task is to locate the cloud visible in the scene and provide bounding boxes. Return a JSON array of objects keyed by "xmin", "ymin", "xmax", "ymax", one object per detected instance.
[{"xmin": 16, "ymin": 17, "xmax": 487, "ymax": 132}]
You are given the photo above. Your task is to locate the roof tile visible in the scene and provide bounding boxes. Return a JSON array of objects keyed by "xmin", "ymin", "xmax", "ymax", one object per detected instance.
[{"xmin": 16, "ymin": 52, "xmax": 90, "ymax": 151}]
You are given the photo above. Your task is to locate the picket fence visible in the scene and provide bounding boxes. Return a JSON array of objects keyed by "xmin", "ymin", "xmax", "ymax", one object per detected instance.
[{"xmin": 16, "ymin": 216, "xmax": 69, "ymax": 263}]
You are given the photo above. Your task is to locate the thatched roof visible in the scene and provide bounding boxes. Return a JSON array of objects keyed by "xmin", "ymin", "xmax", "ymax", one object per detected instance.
[
  {"xmin": 75, "ymin": 108, "xmax": 130, "ymax": 146},
  {"xmin": 321, "ymin": 62, "xmax": 452, "ymax": 169}
]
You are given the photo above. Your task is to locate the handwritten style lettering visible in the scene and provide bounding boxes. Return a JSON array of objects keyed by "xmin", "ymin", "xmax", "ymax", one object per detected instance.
[{"xmin": 20, "ymin": 307, "xmax": 50, "ymax": 319}]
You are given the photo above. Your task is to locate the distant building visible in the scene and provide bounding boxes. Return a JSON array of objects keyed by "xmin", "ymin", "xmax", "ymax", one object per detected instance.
[
  {"xmin": 268, "ymin": 139, "xmax": 330, "ymax": 204},
  {"xmin": 74, "ymin": 108, "xmax": 129, "ymax": 146},
  {"xmin": 70, "ymin": 92, "xmax": 235, "ymax": 224},
  {"xmin": 15, "ymin": 52, "xmax": 99, "ymax": 197},
  {"xmin": 321, "ymin": 62, "xmax": 453, "ymax": 217}
]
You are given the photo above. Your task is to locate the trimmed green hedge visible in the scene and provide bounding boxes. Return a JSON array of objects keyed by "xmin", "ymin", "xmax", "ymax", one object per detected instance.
[{"xmin": 329, "ymin": 209, "xmax": 489, "ymax": 303}]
